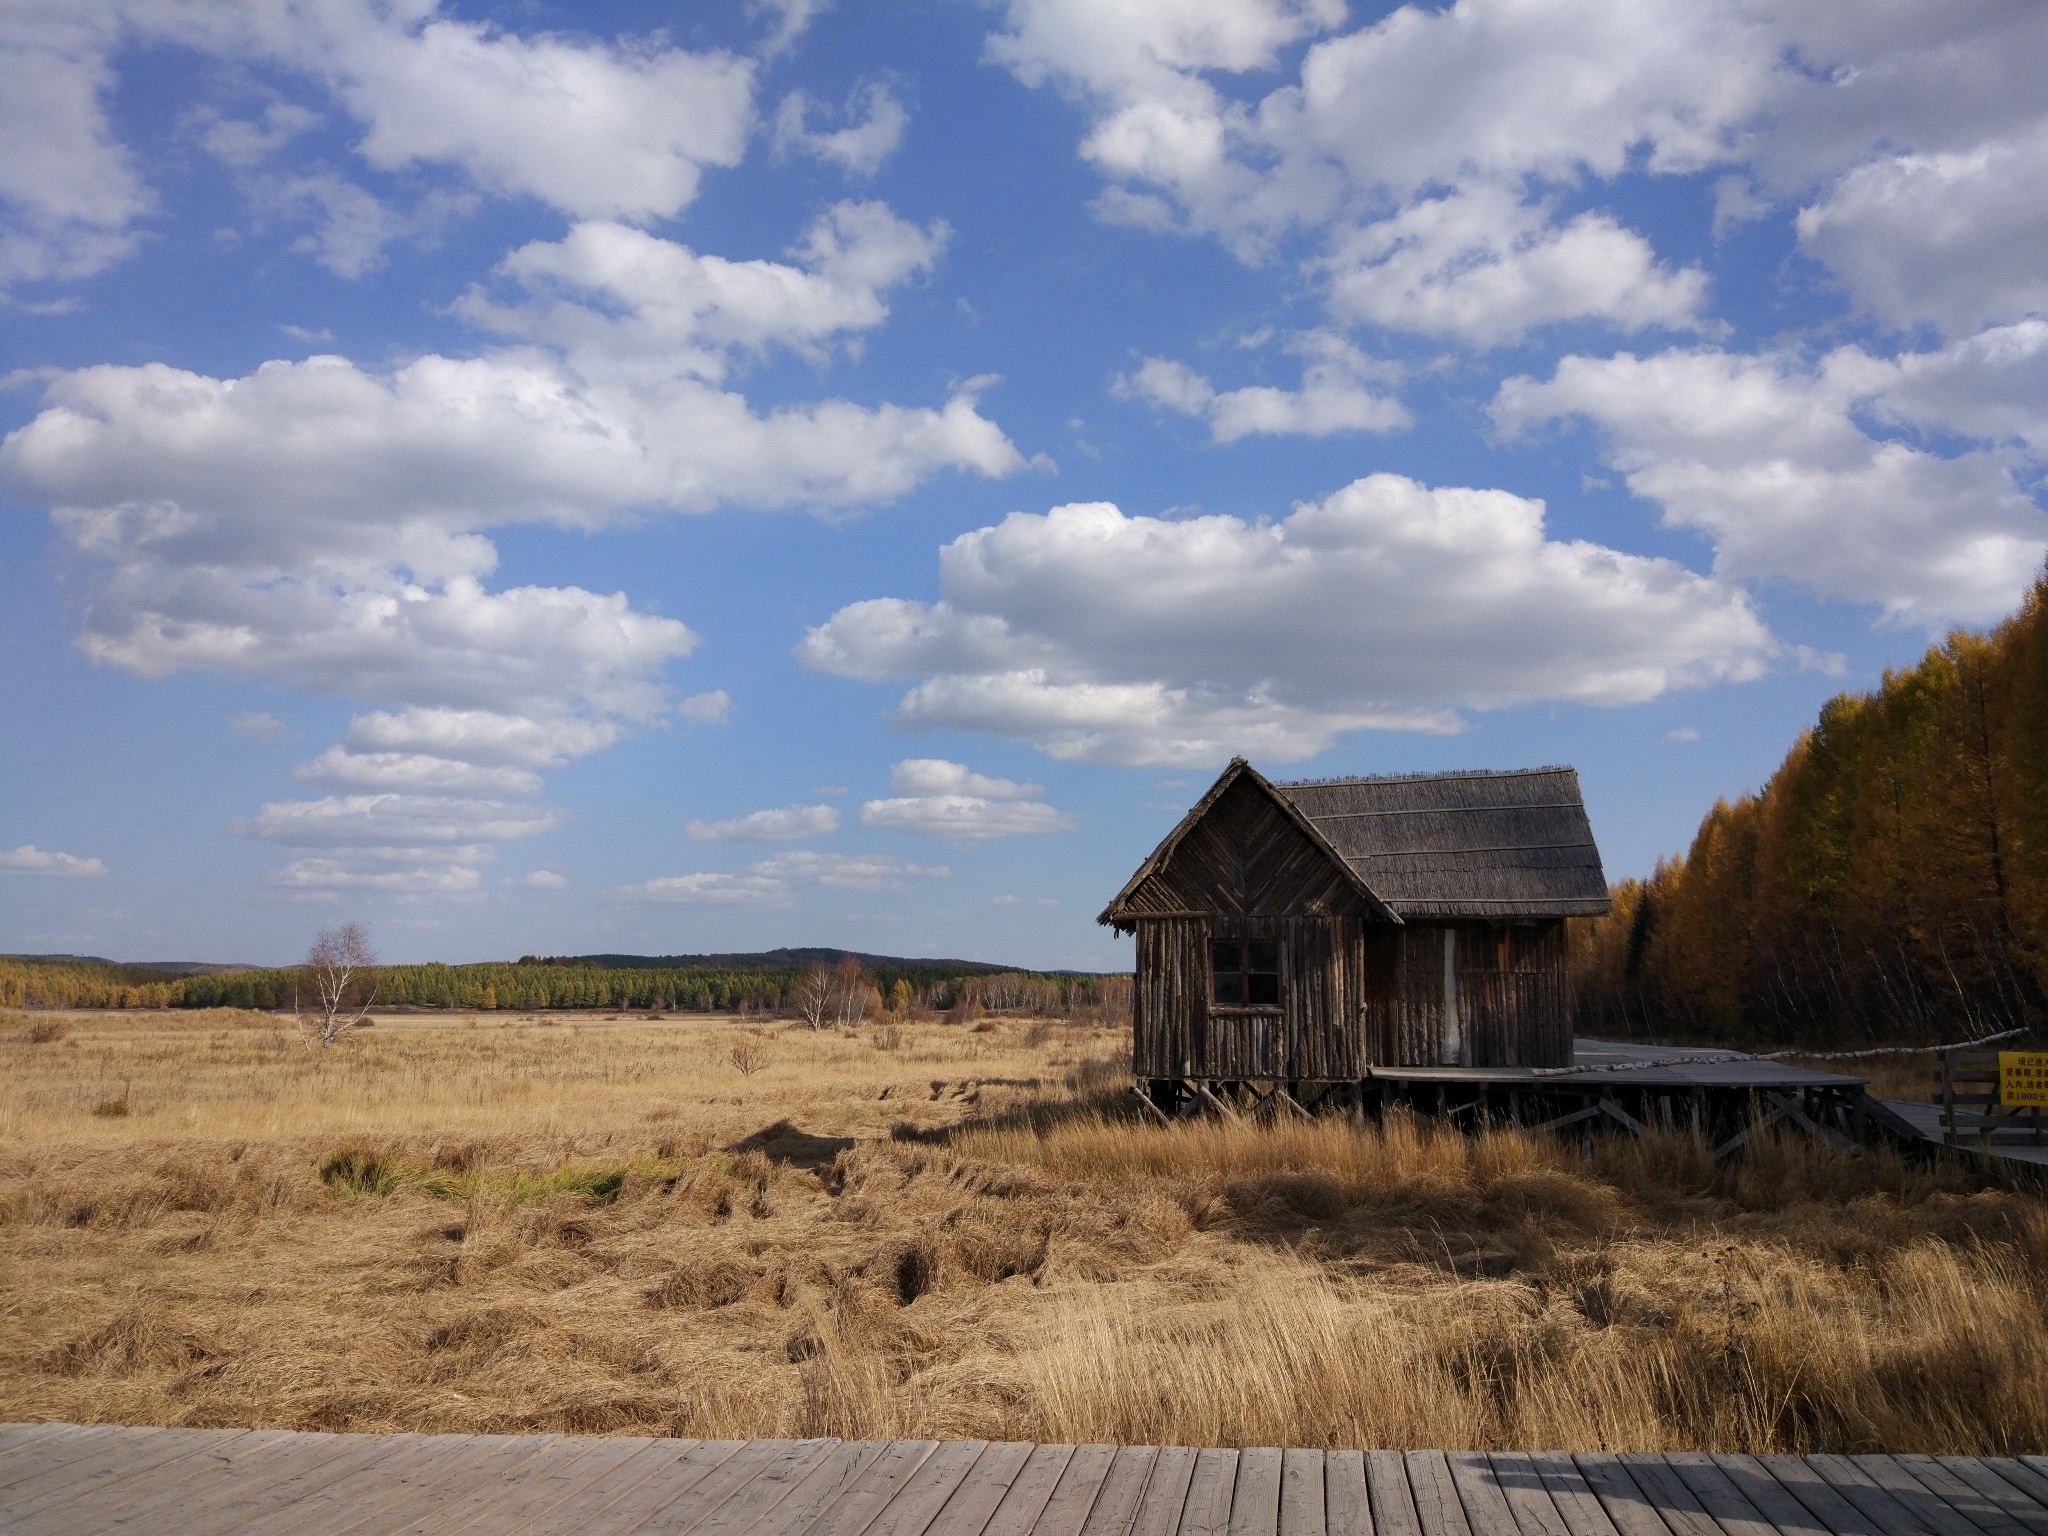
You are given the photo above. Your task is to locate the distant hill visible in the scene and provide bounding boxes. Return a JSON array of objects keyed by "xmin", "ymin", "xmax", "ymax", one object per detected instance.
[
  {"xmin": 4, "ymin": 947, "xmax": 1125, "ymax": 1013},
  {"xmin": 523, "ymin": 948, "xmax": 1057, "ymax": 975},
  {"xmin": 3, "ymin": 954, "xmax": 253, "ymax": 975}
]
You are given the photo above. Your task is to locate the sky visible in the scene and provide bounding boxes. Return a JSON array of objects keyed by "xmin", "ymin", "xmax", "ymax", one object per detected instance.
[{"xmin": 3, "ymin": 0, "xmax": 2047, "ymax": 972}]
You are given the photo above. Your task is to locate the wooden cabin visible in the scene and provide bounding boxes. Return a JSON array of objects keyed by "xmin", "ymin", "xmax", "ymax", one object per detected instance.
[{"xmin": 1099, "ymin": 759, "xmax": 1610, "ymax": 1087}]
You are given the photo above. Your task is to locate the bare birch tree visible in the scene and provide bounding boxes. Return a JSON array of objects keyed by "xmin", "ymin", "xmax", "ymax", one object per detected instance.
[
  {"xmin": 789, "ymin": 964, "xmax": 835, "ymax": 1030},
  {"xmin": 295, "ymin": 922, "xmax": 379, "ymax": 1048}
]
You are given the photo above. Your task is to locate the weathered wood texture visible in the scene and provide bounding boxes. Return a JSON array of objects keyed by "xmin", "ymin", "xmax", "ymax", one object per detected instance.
[
  {"xmin": 8, "ymin": 1428, "xmax": 2043, "ymax": 1536},
  {"xmin": 1118, "ymin": 765, "xmax": 1583, "ymax": 1079},
  {"xmin": 1129, "ymin": 774, "xmax": 1376, "ymax": 1081}
]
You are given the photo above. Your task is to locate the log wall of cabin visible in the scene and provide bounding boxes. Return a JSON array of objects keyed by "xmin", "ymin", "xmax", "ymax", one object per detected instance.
[{"xmin": 1360, "ymin": 918, "xmax": 1572, "ymax": 1069}]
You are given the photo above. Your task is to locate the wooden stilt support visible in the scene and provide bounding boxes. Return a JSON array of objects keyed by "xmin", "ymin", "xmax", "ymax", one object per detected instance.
[
  {"xmin": 1714, "ymin": 1100, "xmax": 1791, "ymax": 1160},
  {"xmin": 1195, "ymin": 1082, "xmax": 1240, "ymax": 1122},
  {"xmin": 1531, "ymin": 1103, "xmax": 1602, "ymax": 1135},
  {"xmin": 1598, "ymin": 1097, "xmax": 1648, "ymax": 1136},
  {"xmin": 1765, "ymin": 1090, "xmax": 1858, "ymax": 1152},
  {"xmin": 1130, "ymin": 1085, "xmax": 1171, "ymax": 1125}
]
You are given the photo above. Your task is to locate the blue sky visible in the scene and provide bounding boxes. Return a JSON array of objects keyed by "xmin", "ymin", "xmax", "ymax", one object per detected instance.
[{"xmin": 4, "ymin": 0, "xmax": 2046, "ymax": 970}]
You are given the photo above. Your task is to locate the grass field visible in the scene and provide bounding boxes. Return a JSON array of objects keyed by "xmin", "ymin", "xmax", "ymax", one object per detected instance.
[{"xmin": 1, "ymin": 1006, "xmax": 2043, "ymax": 1453}]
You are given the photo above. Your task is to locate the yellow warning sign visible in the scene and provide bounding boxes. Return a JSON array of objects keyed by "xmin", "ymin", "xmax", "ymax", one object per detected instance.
[{"xmin": 2001, "ymin": 1052, "xmax": 2048, "ymax": 1107}]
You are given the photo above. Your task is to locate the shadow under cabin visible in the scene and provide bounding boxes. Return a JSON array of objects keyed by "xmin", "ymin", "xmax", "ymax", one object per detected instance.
[{"xmin": 1099, "ymin": 758, "xmax": 1611, "ymax": 1116}]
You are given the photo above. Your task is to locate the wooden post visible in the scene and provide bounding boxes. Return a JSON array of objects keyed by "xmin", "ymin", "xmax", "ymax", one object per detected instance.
[
  {"xmin": 1130, "ymin": 1085, "xmax": 1171, "ymax": 1125},
  {"xmin": 1195, "ymin": 1082, "xmax": 1240, "ymax": 1121}
]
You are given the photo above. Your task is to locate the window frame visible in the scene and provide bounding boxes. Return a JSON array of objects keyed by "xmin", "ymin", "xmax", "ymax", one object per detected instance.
[{"xmin": 1209, "ymin": 935, "xmax": 1281, "ymax": 1008}]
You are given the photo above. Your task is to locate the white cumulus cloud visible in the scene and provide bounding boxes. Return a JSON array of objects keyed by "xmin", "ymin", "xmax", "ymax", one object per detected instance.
[
  {"xmin": 609, "ymin": 872, "xmax": 795, "ymax": 908},
  {"xmin": 610, "ymin": 849, "xmax": 947, "ymax": 906},
  {"xmin": 0, "ymin": 844, "xmax": 108, "ymax": 878},
  {"xmin": 888, "ymin": 759, "xmax": 1042, "ymax": 798},
  {"xmin": 0, "ymin": 8, "xmax": 149, "ymax": 289},
  {"xmin": 859, "ymin": 796, "xmax": 1076, "ymax": 840},
  {"xmin": 801, "ymin": 477, "xmax": 1776, "ymax": 765},
  {"xmin": 686, "ymin": 805, "xmax": 842, "ymax": 842},
  {"xmin": 772, "ymin": 82, "xmax": 909, "ymax": 176},
  {"xmin": 1117, "ymin": 332, "xmax": 1408, "ymax": 440},
  {"xmin": 1492, "ymin": 346, "xmax": 2048, "ymax": 625},
  {"xmin": 1322, "ymin": 187, "xmax": 1708, "ymax": 347}
]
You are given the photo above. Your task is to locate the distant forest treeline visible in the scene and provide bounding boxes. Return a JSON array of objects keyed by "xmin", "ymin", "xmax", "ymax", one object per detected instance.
[
  {"xmin": 0, "ymin": 950, "xmax": 1132, "ymax": 1019},
  {"xmin": 1572, "ymin": 570, "xmax": 2048, "ymax": 1046}
]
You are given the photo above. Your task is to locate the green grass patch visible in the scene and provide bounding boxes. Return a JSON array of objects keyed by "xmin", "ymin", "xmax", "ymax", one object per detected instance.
[
  {"xmin": 504, "ymin": 1163, "xmax": 633, "ymax": 1207},
  {"xmin": 317, "ymin": 1148, "xmax": 670, "ymax": 1206},
  {"xmin": 317, "ymin": 1145, "xmax": 425, "ymax": 1198}
]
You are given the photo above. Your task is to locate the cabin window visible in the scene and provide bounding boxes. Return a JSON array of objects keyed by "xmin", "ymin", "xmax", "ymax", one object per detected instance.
[{"xmin": 1211, "ymin": 939, "xmax": 1280, "ymax": 1006}]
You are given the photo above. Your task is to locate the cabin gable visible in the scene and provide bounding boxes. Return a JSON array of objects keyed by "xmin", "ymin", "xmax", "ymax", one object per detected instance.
[{"xmin": 1124, "ymin": 772, "xmax": 1364, "ymax": 920}]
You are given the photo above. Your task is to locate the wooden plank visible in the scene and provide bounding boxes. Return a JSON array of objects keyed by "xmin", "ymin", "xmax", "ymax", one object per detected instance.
[
  {"xmin": 1522, "ymin": 1453, "xmax": 1620, "ymax": 1536},
  {"xmin": 908, "ymin": 1442, "xmax": 1037, "ymax": 1536},
  {"xmin": 1931, "ymin": 1462, "xmax": 2048, "ymax": 1536},
  {"xmin": 1129, "ymin": 1449, "xmax": 1201, "ymax": 1536},
  {"xmin": 1750, "ymin": 1457, "xmax": 1888, "ymax": 1536},
  {"xmin": 428, "ymin": 1433, "xmax": 669, "ymax": 1536},
  {"xmin": 1570, "ymin": 1454, "xmax": 1674, "ymax": 1536},
  {"xmin": 650, "ymin": 1438, "xmax": 840, "ymax": 1536},
  {"xmin": 744, "ymin": 1440, "xmax": 895, "ymax": 1536},
  {"xmin": 5, "ymin": 1427, "xmax": 263, "ymax": 1526},
  {"xmin": 802, "ymin": 1440, "xmax": 944, "ymax": 1536},
  {"xmin": 1614, "ymin": 1455, "xmax": 1719, "ymax": 1536},
  {"xmin": 1806, "ymin": 1453, "xmax": 1945, "ymax": 1536},
  {"xmin": 1662, "ymin": 1452, "xmax": 1782, "ymax": 1536},
  {"xmin": 62, "ymin": 1431, "xmax": 345, "ymax": 1536},
  {"xmin": 1084, "ymin": 1447, "xmax": 1164, "ymax": 1536},
  {"xmin": 1404, "ymin": 1452, "xmax": 1473, "ymax": 1536},
  {"xmin": 1446, "ymin": 1452, "xmax": 1520, "ymax": 1536},
  {"xmin": 1364, "ymin": 1453, "xmax": 1422, "ymax": 1536},
  {"xmin": 0, "ymin": 1426, "xmax": 215, "ymax": 1511},
  {"xmin": 1957, "ymin": 1466, "xmax": 2048, "ymax": 1536},
  {"xmin": 308, "ymin": 1433, "xmax": 567, "ymax": 1536},
  {"xmin": 161, "ymin": 1431, "xmax": 424, "ymax": 1536},
  {"xmin": 1279, "ymin": 1450, "xmax": 1326, "ymax": 1536},
  {"xmin": 0, "ymin": 1423, "xmax": 101, "ymax": 1473},
  {"xmin": 628, "ymin": 1439, "xmax": 824, "ymax": 1536},
  {"xmin": 79, "ymin": 1430, "xmax": 392, "ymax": 1536},
  {"xmin": 1230, "ymin": 1449, "xmax": 1284, "ymax": 1536},
  {"xmin": 532, "ymin": 1439, "xmax": 749, "ymax": 1536},
  {"xmin": 14, "ymin": 1430, "xmax": 273, "ymax": 1536},
  {"xmin": 1031, "ymin": 1444, "xmax": 1121, "ymax": 1536},
  {"xmin": 1325, "ymin": 1452, "xmax": 1371, "ymax": 1536},
  {"xmin": 0, "ymin": 1424, "xmax": 128, "ymax": 1492},
  {"xmin": 1177, "ymin": 1449, "xmax": 1241, "ymax": 1536},
  {"xmin": 1484, "ymin": 1454, "xmax": 1572, "ymax": 1536},
  {"xmin": 233, "ymin": 1429, "xmax": 503, "ymax": 1536},
  {"xmin": 979, "ymin": 1444, "xmax": 1078, "ymax": 1536},
  {"xmin": 1704, "ymin": 1457, "xmax": 1841, "ymax": 1536},
  {"xmin": 1893, "ymin": 1457, "xmax": 2036, "ymax": 1536},
  {"xmin": 1850, "ymin": 1456, "xmax": 2000, "ymax": 1536},
  {"xmin": 858, "ymin": 1440, "xmax": 994, "ymax": 1536},
  {"xmin": 1982, "ymin": 1464, "xmax": 2048, "ymax": 1512}
]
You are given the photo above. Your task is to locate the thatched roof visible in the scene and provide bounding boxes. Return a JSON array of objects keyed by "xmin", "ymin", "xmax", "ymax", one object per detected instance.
[
  {"xmin": 1274, "ymin": 765, "xmax": 1610, "ymax": 919},
  {"xmin": 1099, "ymin": 759, "xmax": 1609, "ymax": 926}
]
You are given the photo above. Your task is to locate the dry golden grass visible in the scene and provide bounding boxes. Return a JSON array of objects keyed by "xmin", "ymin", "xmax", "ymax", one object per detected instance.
[{"xmin": 2, "ymin": 1006, "xmax": 2044, "ymax": 1453}]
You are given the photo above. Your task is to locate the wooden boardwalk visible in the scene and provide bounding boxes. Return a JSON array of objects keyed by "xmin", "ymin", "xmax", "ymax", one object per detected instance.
[{"xmin": 5, "ymin": 1426, "xmax": 2047, "ymax": 1536}]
